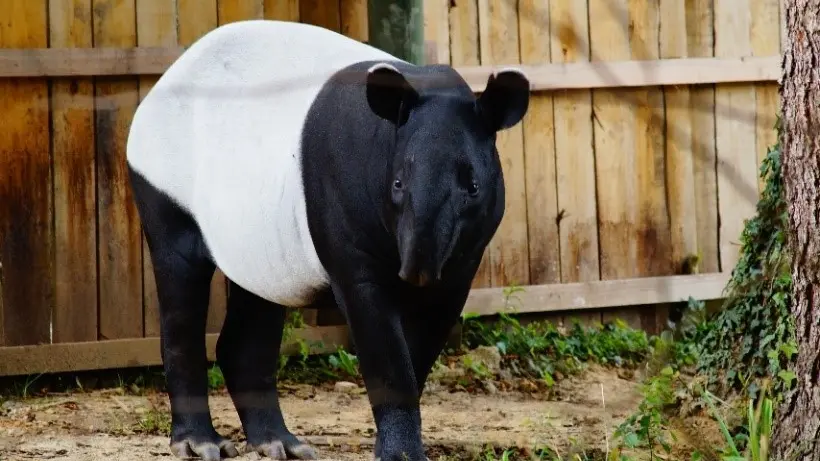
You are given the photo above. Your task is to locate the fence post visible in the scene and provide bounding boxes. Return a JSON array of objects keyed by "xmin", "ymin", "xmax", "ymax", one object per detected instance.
[{"xmin": 367, "ymin": 0, "xmax": 425, "ymax": 64}]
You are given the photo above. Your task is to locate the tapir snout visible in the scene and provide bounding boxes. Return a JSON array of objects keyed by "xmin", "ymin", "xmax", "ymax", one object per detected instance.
[{"xmin": 396, "ymin": 192, "xmax": 452, "ymax": 287}]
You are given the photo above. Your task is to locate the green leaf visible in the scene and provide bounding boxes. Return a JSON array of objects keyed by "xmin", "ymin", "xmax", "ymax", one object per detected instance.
[{"xmin": 778, "ymin": 369, "xmax": 797, "ymax": 386}]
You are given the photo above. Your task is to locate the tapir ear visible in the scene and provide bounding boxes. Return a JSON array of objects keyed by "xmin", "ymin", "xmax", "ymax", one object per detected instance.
[
  {"xmin": 476, "ymin": 68, "xmax": 530, "ymax": 132},
  {"xmin": 365, "ymin": 62, "xmax": 418, "ymax": 126}
]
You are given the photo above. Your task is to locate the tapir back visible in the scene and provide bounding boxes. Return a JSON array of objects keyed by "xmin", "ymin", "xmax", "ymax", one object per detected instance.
[{"xmin": 126, "ymin": 19, "xmax": 402, "ymax": 307}]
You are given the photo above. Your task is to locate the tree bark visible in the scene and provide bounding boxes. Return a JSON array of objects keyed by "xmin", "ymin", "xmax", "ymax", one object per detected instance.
[{"xmin": 770, "ymin": 1, "xmax": 820, "ymax": 460}]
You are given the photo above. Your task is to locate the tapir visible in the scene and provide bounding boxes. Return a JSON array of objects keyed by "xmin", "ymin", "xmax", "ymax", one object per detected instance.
[{"xmin": 125, "ymin": 19, "xmax": 529, "ymax": 461}]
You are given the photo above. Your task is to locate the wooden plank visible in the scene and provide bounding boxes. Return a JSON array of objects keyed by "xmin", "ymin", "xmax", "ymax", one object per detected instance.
[
  {"xmin": 751, "ymin": 0, "xmax": 781, "ymax": 193},
  {"xmin": 714, "ymin": 0, "xmax": 758, "ymax": 273},
  {"xmin": 179, "ymin": 0, "xmax": 228, "ymax": 335},
  {"xmin": 661, "ymin": 0, "xmax": 697, "ymax": 273},
  {"xmin": 630, "ymin": 0, "xmax": 671, "ymax": 334},
  {"xmin": 0, "ymin": 0, "xmax": 52, "ymax": 347},
  {"xmin": 49, "ymin": 0, "xmax": 98, "ymax": 343},
  {"xmin": 422, "ymin": 0, "xmax": 450, "ymax": 64},
  {"xmin": 341, "ymin": 0, "xmax": 368, "ymax": 41},
  {"xmin": 519, "ymin": 0, "xmax": 558, "ymax": 286},
  {"xmin": 457, "ymin": 56, "xmax": 781, "ymax": 91},
  {"xmin": 94, "ymin": 0, "xmax": 144, "ymax": 340},
  {"xmin": 449, "ymin": 0, "xmax": 490, "ymax": 289},
  {"xmin": 300, "ymin": 0, "xmax": 341, "ymax": 31},
  {"xmin": 178, "ymin": 0, "xmax": 218, "ymax": 44},
  {"xmin": 687, "ymin": 0, "xmax": 719, "ymax": 273},
  {"xmin": 549, "ymin": 0, "xmax": 601, "ymax": 328},
  {"xmin": 264, "ymin": 0, "xmax": 299, "ymax": 21},
  {"xmin": 555, "ymin": 5, "xmax": 596, "ymax": 327},
  {"xmin": 658, "ymin": 0, "xmax": 697, "ymax": 335},
  {"xmin": 136, "ymin": 0, "xmax": 179, "ymax": 338},
  {"xmin": 0, "ymin": 47, "xmax": 782, "ymax": 86},
  {"xmin": 478, "ymin": 0, "xmax": 529, "ymax": 287},
  {"xmin": 218, "ymin": 0, "xmax": 263, "ymax": 23},
  {"xmin": 0, "ymin": 325, "xmax": 350, "ymax": 377},
  {"xmin": 464, "ymin": 273, "xmax": 730, "ymax": 316},
  {"xmin": 588, "ymin": 0, "xmax": 640, "ymax": 329}
]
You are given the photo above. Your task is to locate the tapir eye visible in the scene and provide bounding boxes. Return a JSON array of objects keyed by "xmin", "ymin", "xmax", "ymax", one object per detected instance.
[
  {"xmin": 468, "ymin": 180, "xmax": 479, "ymax": 197},
  {"xmin": 393, "ymin": 178, "xmax": 403, "ymax": 189}
]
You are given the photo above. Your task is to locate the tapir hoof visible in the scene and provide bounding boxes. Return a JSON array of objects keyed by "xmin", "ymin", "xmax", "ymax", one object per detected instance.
[
  {"xmin": 246, "ymin": 439, "xmax": 318, "ymax": 460},
  {"xmin": 170, "ymin": 437, "xmax": 239, "ymax": 461}
]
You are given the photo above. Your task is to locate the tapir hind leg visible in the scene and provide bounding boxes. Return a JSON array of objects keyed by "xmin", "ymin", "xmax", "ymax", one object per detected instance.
[
  {"xmin": 216, "ymin": 280, "xmax": 318, "ymax": 460},
  {"xmin": 127, "ymin": 167, "xmax": 239, "ymax": 461}
]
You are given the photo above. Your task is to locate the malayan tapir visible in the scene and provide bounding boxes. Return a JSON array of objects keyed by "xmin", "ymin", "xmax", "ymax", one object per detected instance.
[{"xmin": 125, "ymin": 19, "xmax": 529, "ymax": 461}]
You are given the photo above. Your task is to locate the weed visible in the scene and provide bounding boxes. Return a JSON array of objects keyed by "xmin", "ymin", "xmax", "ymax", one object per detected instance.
[
  {"xmin": 328, "ymin": 347, "xmax": 359, "ymax": 378},
  {"xmin": 135, "ymin": 406, "xmax": 172, "ymax": 436},
  {"xmin": 207, "ymin": 364, "xmax": 225, "ymax": 390},
  {"xmin": 462, "ymin": 306, "xmax": 651, "ymax": 386},
  {"xmin": 613, "ymin": 366, "xmax": 680, "ymax": 456},
  {"xmin": 694, "ymin": 120, "xmax": 796, "ymax": 401}
]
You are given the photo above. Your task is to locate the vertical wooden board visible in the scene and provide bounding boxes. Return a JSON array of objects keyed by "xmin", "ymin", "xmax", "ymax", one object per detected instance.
[
  {"xmin": 686, "ymin": 0, "xmax": 719, "ymax": 273},
  {"xmin": 657, "ymin": 0, "xmax": 695, "ymax": 334},
  {"xmin": 449, "ymin": 0, "xmax": 490, "ymax": 289},
  {"xmin": 300, "ymin": 0, "xmax": 341, "ymax": 31},
  {"xmin": 50, "ymin": 0, "xmax": 98, "ymax": 343},
  {"xmin": 137, "ymin": 0, "xmax": 179, "ymax": 337},
  {"xmin": 714, "ymin": 0, "xmax": 757, "ymax": 273},
  {"xmin": 630, "ymin": 0, "xmax": 669, "ymax": 278},
  {"xmin": 477, "ymin": 0, "xmax": 529, "ymax": 288},
  {"xmin": 179, "ymin": 0, "xmax": 218, "ymax": 44},
  {"xmin": 588, "ymin": 0, "xmax": 633, "ymax": 281},
  {"xmin": 630, "ymin": 0, "xmax": 669, "ymax": 333},
  {"xmin": 751, "ymin": 0, "xmax": 781, "ymax": 192},
  {"xmin": 218, "ymin": 0, "xmax": 263, "ymax": 23},
  {"xmin": 94, "ymin": 0, "xmax": 144, "ymax": 340},
  {"xmin": 423, "ymin": 0, "xmax": 450, "ymax": 63},
  {"xmin": 0, "ymin": 0, "xmax": 52, "ymax": 346},
  {"xmin": 264, "ymin": 0, "xmax": 299, "ymax": 21},
  {"xmin": 588, "ymin": 0, "xmax": 641, "ymax": 329},
  {"xmin": 660, "ymin": 0, "xmax": 696, "ymax": 271},
  {"xmin": 550, "ymin": 0, "xmax": 601, "ymax": 327},
  {"xmin": 520, "ymin": 0, "xmax": 559, "ymax": 286},
  {"xmin": 179, "ymin": 0, "xmax": 228, "ymax": 333},
  {"xmin": 341, "ymin": 0, "xmax": 367, "ymax": 41}
]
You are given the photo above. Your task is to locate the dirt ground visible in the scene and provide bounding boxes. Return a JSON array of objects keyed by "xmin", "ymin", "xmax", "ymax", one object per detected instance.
[{"xmin": 0, "ymin": 365, "xmax": 648, "ymax": 461}]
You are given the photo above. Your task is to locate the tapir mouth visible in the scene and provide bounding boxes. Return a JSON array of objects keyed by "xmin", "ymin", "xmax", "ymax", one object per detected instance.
[{"xmin": 397, "ymin": 230, "xmax": 443, "ymax": 288}]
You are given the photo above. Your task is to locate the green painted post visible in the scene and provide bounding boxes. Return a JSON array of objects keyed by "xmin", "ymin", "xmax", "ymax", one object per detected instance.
[{"xmin": 367, "ymin": 0, "xmax": 425, "ymax": 65}]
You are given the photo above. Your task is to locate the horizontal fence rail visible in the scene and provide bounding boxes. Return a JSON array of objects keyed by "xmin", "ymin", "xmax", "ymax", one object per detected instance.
[
  {"xmin": 0, "ymin": 273, "xmax": 729, "ymax": 377},
  {"xmin": 0, "ymin": 47, "xmax": 780, "ymax": 90}
]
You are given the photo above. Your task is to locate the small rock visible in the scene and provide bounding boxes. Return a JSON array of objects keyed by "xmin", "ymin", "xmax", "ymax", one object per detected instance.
[
  {"xmin": 481, "ymin": 380, "xmax": 498, "ymax": 395},
  {"xmin": 464, "ymin": 345, "xmax": 502, "ymax": 375},
  {"xmin": 617, "ymin": 368, "xmax": 634, "ymax": 380},
  {"xmin": 428, "ymin": 364, "xmax": 465, "ymax": 384},
  {"xmin": 334, "ymin": 381, "xmax": 359, "ymax": 393}
]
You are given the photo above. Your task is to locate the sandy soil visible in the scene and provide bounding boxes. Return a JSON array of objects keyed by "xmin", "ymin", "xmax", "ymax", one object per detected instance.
[{"xmin": 0, "ymin": 365, "xmax": 644, "ymax": 461}]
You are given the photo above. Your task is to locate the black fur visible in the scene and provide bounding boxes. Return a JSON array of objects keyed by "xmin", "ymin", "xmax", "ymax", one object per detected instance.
[
  {"xmin": 128, "ymin": 58, "xmax": 529, "ymax": 461},
  {"xmin": 299, "ymin": 61, "xmax": 529, "ymax": 460}
]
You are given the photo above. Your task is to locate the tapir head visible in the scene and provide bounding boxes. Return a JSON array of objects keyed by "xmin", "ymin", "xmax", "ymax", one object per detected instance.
[{"xmin": 365, "ymin": 62, "xmax": 530, "ymax": 287}]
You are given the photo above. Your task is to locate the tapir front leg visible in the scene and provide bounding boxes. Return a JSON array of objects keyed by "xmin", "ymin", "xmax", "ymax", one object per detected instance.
[
  {"xmin": 331, "ymin": 280, "xmax": 426, "ymax": 461},
  {"xmin": 373, "ymin": 283, "xmax": 472, "ymax": 459}
]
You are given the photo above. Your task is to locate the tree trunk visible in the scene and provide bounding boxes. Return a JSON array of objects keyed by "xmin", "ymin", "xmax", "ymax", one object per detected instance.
[{"xmin": 770, "ymin": 1, "xmax": 820, "ymax": 460}]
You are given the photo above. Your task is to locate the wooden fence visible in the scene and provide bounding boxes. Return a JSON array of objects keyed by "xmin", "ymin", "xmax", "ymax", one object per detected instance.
[{"xmin": 0, "ymin": 0, "xmax": 783, "ymax": 376}]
